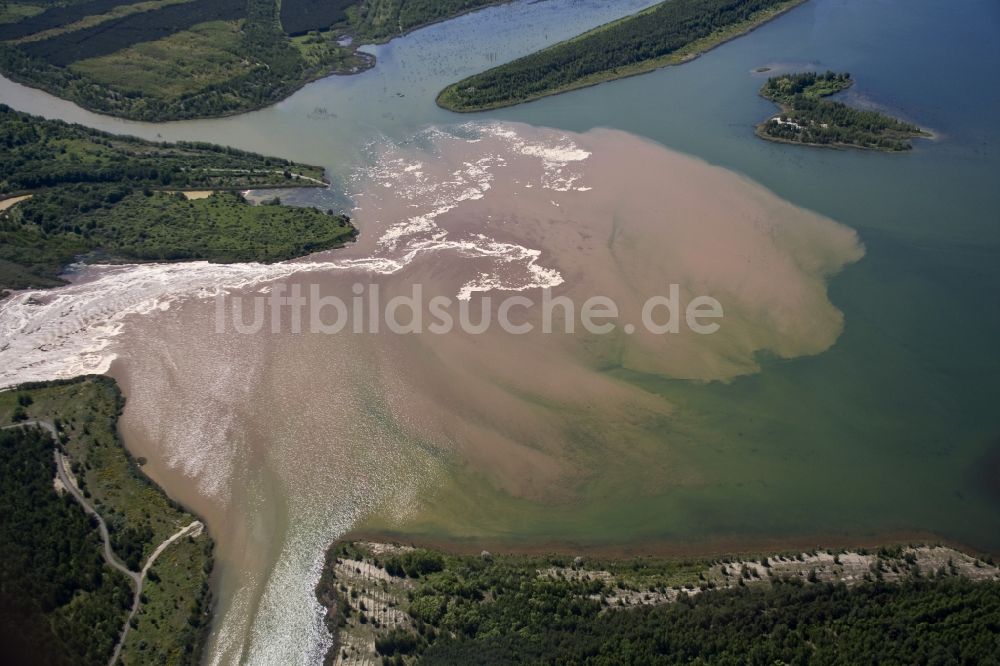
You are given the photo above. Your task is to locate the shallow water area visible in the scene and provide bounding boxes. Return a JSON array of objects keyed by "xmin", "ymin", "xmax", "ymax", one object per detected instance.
[
  {"xmin": 93, "ymin": 120, "xmax": 863, "ymax": 662},
  {"xmin": 1, "ymin": 0, "xmax": 999, "ymax": 663}
]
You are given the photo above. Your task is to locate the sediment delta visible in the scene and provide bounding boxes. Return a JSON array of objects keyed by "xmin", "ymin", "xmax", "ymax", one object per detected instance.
[{"xmin": 96, "ymin": 123, "xmax": 862, "ymax": 661}]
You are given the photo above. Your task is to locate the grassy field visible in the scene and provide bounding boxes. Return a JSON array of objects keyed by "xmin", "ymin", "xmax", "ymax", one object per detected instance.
[
  {"xmin": 0, "ymin": 104, "xmax": 327, "ymax": 197},
  {"xmin": 290, "ymin": 29, "xmax": 369, "ymax": 70},
  {"xmin": 437, "ymin": 0, "xmax": 806, "ymax": 112},
  {"xmin": 13, "ymin": 0, "xmax": 196, "ymax": 45},
  {"xmin": 0, "ymin": 2, "xmax": 45, "ymax": 24},
  {"xmin": 121, "ymin": 535, "xmax": 213, "ymax": 665},
  {"xmin": 70, "ymin": 19, "xmax": 253, "ymax": 99},
  {"xmin": 0, "ymin": 377, "xmax": 214, "ymax": 665},
  {"xmin": 0, "ymin": 0, "xmax": 357, "ymax": 120},
  {"xmin": 16, "ymin": 0, "xmax": 246, "ymax": 67}
]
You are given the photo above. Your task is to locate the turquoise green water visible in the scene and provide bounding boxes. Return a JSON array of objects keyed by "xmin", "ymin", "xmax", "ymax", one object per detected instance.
[
  {"xmin": 3, "ymin": 1, "xmax": 1000, "ymax": 659},
  {"xmin": 380, "ymin": 0, "xmax": 1000, "ymax": 552},
  {"xmin": 2, "ymin": 0, "xmax": 998, "ymax": 554},
  {"xmin": 485, "ymin": 0, "xmax": 1000, "ymax": 551}
]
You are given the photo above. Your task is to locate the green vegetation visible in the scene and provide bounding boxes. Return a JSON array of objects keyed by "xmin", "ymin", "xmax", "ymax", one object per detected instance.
[
  {"xmin": 3, "ymin": 187, "xmax": 355, "ymax": 285},
  {"xmin": 0, "ymin": 0, "xmax": 172, "ymax": 40},
  {"xmin": 0, "ymin": 0, "xmax": 512, "ymax": 120},
  {"xmin": 0, "ymin": 0, "xmax": 369, "ymax": 120},
  {"xmin": 0, "ymin": 2, "xmax": 45, "ymax": 26},
  {"xmin": 281, "ymin": 0, "xmax": 355, "ymax": 36},
  {"xmin": 0, "ymin": 104, "xmax": 325, "ymax": 194},
  {"xmin": 437, "ymin": 0, "xmax": 804, "ymax": 112},
  {"xmin": 68, "ymin": 19, "xmax": 257, "ymax": 100},
  {"xmin": 9, "ymin": 0, "xmax": 196, "ymax": 46},
  {"xmin": 15, "ymin": 0, "xmax": 243, "ymax": 65},
  {"xmin": 0, "ymin": 425, "xmax": 131, "ymax": 666},
  {"xmin": 347, "ymin": 0, "xmax": 501, "ymax": 43},
  {"xmin": 423, "ymin": 578, "xmax": 1000, "ymax": 663},
  {"xmin": 0, "ymin": 105, "xmax": 354, "ymax": 292},
  {"xmin": 288, "ymin": 28, "xmax": 368, "ymax": 71},
  {"xmin": 0, "ymin": 376, "xmax": 215, "ymax": 665},
  {"xmin": 121, "ymin": 535, "xmax": 214, "ymax": 666},
  {"xmin": 318, "ymin": 541, "xmax": 1000, "ymax": 664},
  {"xmin": 757, "ymin": 70, "xmax": 929, "ymax": 151}
]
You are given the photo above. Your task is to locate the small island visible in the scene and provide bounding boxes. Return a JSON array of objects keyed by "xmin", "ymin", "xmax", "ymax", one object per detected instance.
[{"xmin": 757, "ymin": 71, "xmax": 929, "ymax": 151}]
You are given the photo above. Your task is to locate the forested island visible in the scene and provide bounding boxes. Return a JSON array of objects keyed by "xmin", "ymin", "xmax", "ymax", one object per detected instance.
[
  {"xmin": 0, "ymin": 105, "xmax": 355, "ymax": 293},
  {"xmin": 757, "ymin": 71, "xmax": 929, "ymax": 151},
  {"xmin": 0, "ymin": 376, "xmax": 214, "ymax": 665},
  {"xmin": 0, "ymin": 0, "xmax": 504, "ymax": 121},
  {"xmin": 436, "ymin": 0, "xmax": 805, "ymax": 112},
  {"xmin": 317, "ymin": 540, "xmax": 1000, "ymax": 664}
]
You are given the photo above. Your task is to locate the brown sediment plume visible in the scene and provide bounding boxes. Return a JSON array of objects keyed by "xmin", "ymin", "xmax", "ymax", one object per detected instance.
[{"xmin": 104, "ymin": 122, "xmax": 863, "ymax": 662}]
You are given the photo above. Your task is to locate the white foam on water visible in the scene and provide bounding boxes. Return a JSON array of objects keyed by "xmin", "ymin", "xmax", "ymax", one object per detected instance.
[
  {"xmin": 1, "ymin": 260, "xmax": 336, "ymax": 389},
  {"xmin": 478, "ymin": 121, "xmax": 591, "ymax": 191},
  {"xmin": 226, "ymin": 122, "xmax": 595, "ymax": 664},
  {"xmin": 0, "ymin": 121, "xmax": 586, "ymax": 390},
  {"xmin": 0, "ymin": 121, "xmax": 593, "ymax": 665}
]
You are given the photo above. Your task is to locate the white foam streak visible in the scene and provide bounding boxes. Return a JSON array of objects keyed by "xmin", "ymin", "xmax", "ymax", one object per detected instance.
[
  {"xmin": 1, "ymin": 260, "xmax": 326, "ymax": 389},
  {"xmin": 0, "ymin": 121, "xmax": 585, "ymax": 392}
]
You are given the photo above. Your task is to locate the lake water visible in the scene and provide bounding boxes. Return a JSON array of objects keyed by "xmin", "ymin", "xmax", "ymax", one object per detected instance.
[{"xmin": 2, "ymin": 0, "xmax": 999, "ymax": 663}]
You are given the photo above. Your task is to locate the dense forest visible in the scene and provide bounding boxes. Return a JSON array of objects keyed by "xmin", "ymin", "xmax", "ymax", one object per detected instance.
[
  {"xmin": 0, "ymin": 0, "xmax": 367, "ymax": 120},
  {"xmin": 19, "ymin": 0, "xmax": 246, "ymax": 66},
  {"xmin": 0, "ymin": 0, "xmax": 137, "ymax": 41},
  {"xmin": 348, "ymin": 0, "xmax": 501, "ymax": 42},
  {"xmin": 281, "ymin": 0, "xmax": 356, "ymax": 36},
  {"xmin": 0, "ymin": 104, "xmax": 324, "ymax": 195},
  {"xmin": 0, "ymin": 0, "xmax": 507, "ymax": 120},
  {"xmin": 437, "ymin": 0, "xmax": 802, "ymax": 111},
  {"xmin": 318, "ymin": 541, "xmax": 1000, "ymax": 665},
  {"xmin": 0, "ymin": 425, "xmax": 131, "ymax": 666},
  {"xmin": 0, "ymin": 105, "xmax": 353, "ymax": 292},
  {"xmin": 758, "ymin": 71, "xmax": 928, "ymax": 151},
  {"xmin": 0, "ymin": 377, "xmax": 216, "ymax": 665},
  {"xmin": 1, "ymin": 185, "xmax": 355, "ymax": 290},
  {"xmin": 422, "ymin": 578, "xmax": 1000, "ymax": 663}
]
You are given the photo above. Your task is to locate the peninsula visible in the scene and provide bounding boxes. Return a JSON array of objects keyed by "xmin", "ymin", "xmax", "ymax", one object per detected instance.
[
  {"xmin": 0, "ymin": 105, "xmax": 355, "ymax": 293},
  {"xmin": 436, "ymin": 0, "xmax": 806, "ymax": 112},
  {"xmin": 0, "ymin": 0, "xmax": 504, "ymax": 121}
]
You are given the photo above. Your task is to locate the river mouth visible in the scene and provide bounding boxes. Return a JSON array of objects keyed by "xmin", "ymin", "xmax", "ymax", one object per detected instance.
[
  {"xmin": 73, "ymin": 121, "xmax": 862, "ymax": 662},
  {"xmin": 2, "ymin": 0, "xmax": 999, "ymax": 661}
]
